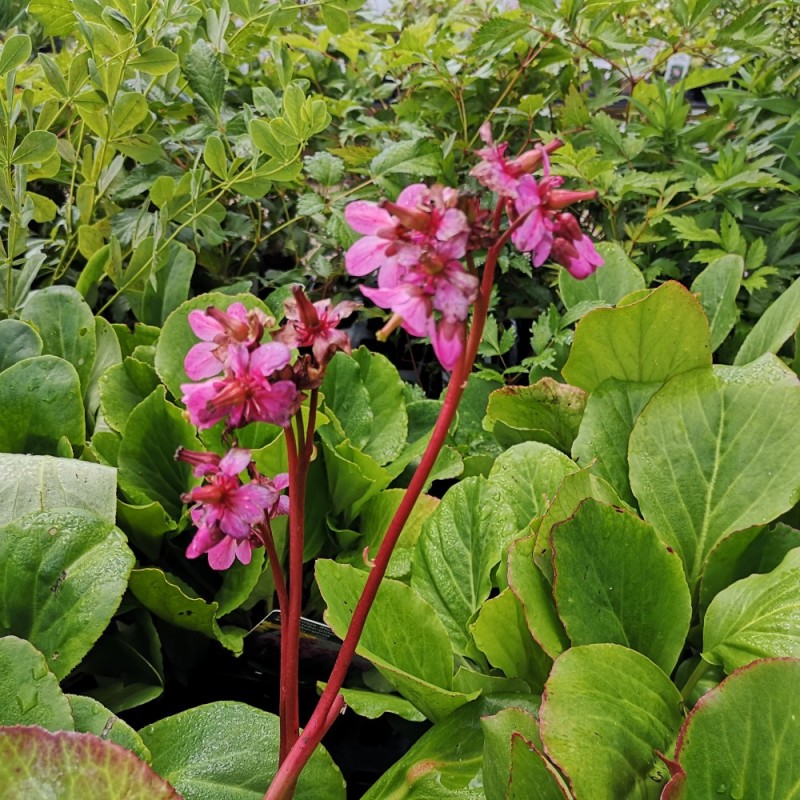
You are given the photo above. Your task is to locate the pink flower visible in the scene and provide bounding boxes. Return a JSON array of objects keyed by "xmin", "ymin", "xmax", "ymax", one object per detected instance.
[
  {"xmin": 184, "ymin": 303, "xmax": 273, "ymax": 380},
  {"xmin": 345, "ymin": 184, "xmax": 478, "ymax": 370},
  {"xmin": 551, "ymin": 213, "xmax": 604, "ymax": 280},
  {"xmin": 344, "ymin": 184, "xmax": 469, "ymax": 282},
  {"xmin": 181, "ymin": 448, "xmax": 283, "ymax": 570},
  {"xmin": 471, "ymin": 124, "xmax": 563, "ymax": 199},
  {"xmin": 274, "ymin": 286, "xmax": 360, "ymax": 365},
  {"xmin": 509, "ymin": 152, "xmax": 603, "ymax": 280},
  {"xmin": 181, "ymin": 342, "xmax": 297, "ymax": 430}
]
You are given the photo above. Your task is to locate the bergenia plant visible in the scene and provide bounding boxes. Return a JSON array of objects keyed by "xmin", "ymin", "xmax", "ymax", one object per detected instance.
[{"xmin": 175, "ymin": 127, "xmax": 602, "ymax": 798}]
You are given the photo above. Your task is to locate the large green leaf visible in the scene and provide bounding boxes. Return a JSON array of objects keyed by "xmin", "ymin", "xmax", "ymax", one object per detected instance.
[
  {"xmin": 154, "ymin": 292, "xmax": 271, "ymax": 401},
  {"xmin": 562, "ymin": 282, "xmax": 712, "ymax": 392},
  {"xmin": 629, "ymin": 368, "xmax": 800, "ymax": 588},
  {"xmin": 411, "ymin": 477, "xmax": 516, "ymax": 655},
  {"xmin": 507, "ymin": 534, "xmax": 570, "ymax": 659},
  {"xmin": 117, "ymin": 386, "xmax": 202, "ymax": 519},
  {"xmin": 325, "ymin": 685, "xmax": 426, "ymax": 722},
  {"xmin": 484, "ymin": 379, "xmax": 586, "ymax": 453},
  {"xmin": 321, "ymin": 352, "xmax": 373, "ymax": 449},
  {"xmin": 0, "ymin": 636, "xmax": 73, "ymax": 730},
  {"xmin": 558, "ymin": 242, "xmax": 645, "ymax": 310},
  {"xmin": 128, "ymin": 568, "xmax": 244, "ymax": 654},
  {"xmin": 551, "ymin": 500, "xmax": 691, "ymax": 673},
  {"xmin": 488, "ymin": 442, "xmax": 579, "ymax": 531},
  {"xmin": 699, "ymin": 523, "xmax": 800, "ymax": 612},
  {"xmin": 702, "ymin": 548, "xmax": 800, "ymax": 673},
  {"xmin": 532, "ymin": 466, "xmax": 628, "ymax": 580},
  {"xmin": 690, "ymin": 254, "xmax": 743, "ymax": 351},
  {"xmin": 0, "ymin": 509, "xmax": 134, "ymax": 680},
  {"xmin": 540, "ymin": 644, "xmax": 683, "ymax": 800},
  {"xmin": 482, "ymin": 707, "xmax": 569, "ymax": 800},
  {"xmin": 316, "ymin": 560, "xmax": 476, "ymax": 720},
  {"xmin": 0, "ymin": 318, "xmax": 42, "ymax": 372},
  {"xmin": 571, "ymin": 380, "xmax": 661, "ymax": 506},
  {"xmin": 140, "ymin": 702, "xmax": 344, "ymax": 799},
  {"xmin": 663, "ymin": 659, "xmax": 800, "ymax": 799},
  {"xmin": 352, "ymin": 347, "xmax": 409, "ymax": 464},
  {"xmin": 0, "ymin": 356, "xmax": 85, "ymax": 455},
  {"xmin": 85, "ymin": 316, "xmax": 124, "ymax": 425},
  {"xmin": 100, "ymin": 356, "xmax": 161, "ymax": 434},
  {"xmin": 21, "ymin": 286, "xmax": 97, "ymax": 393},
  {"xmin": 68, "ymin": 694, "xmax": 151, "ymax": 761},
  {"xmin": 362, "ymin": 695, "xmax": 540, "ymax": 800},
  {"xmin": 0, "ymin": 727, "xmax": 180, "ymax": 799},
  {"xmin": 0, "ymin": 454, "xmax": 116, "ymax": 526},
  {"xmin": 734, "ymin": 273, "xmax": 800, "ymax": 366},
  {"xmin": 470, "ymin": 588, "xmax": 551, "ymax": 693}
]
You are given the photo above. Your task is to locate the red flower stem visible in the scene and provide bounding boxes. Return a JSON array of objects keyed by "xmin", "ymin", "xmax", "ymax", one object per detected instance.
[
  {"xmin": 304, "ymin": 389, "xmax": 318, "ymax": 462},
  {"xmin": 280, "ymin": 423, "xmax": 304, "ymax": 764},
  {"xmin": 256, "ymin": 519, "xmax": 289, "ymax": 618},
  {"xmin": 264, "ymin": 229, "xmax": 505, "ymax": 800}
]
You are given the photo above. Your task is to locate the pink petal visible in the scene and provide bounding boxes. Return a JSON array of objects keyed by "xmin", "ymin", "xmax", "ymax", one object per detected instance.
[
  {"xmin": 186, "ymin": 525, "xmax": 222, "ymax": 559},
  {"xmin": 185, "ymin": 342, "xmax": 224, "ymax": 380},
  {"xmin": 345, "ymin": 236, "xmax": 391, "ymax": 277},
  {"xmin": 250, "ymin": 342, "xmax": 291, "ymax": 376},
  {"xmin": 235, "ymin": 539, "xmax": 253, "ymax": 565},
  {"xmin": 396, "ymin": 183, "xmax": 428, "ymax": 209},
  {"xmin": 436, "ymin": 209, "xmax": 469, "ymax": 241},
  {"xmin": 429, "ymin": 318, "xmax": 464, "ymax": 371},
  {"xmin": 249, "ymin": 381, "xmax": 297, "ymax": 427},
  {"xmin": 207, "ymin": 536, "xmax": 238, "ymax": 570},
  {"xmin": 188, "ymin": 309, "xmax": 223, "ymax": 340},
  {"xmin": 345, "ymin": 201, "xmax": 394, "ymax": 235},
  {"xmin": 219, "ymin": 448, "xmax": 252, "ymax": 476}
]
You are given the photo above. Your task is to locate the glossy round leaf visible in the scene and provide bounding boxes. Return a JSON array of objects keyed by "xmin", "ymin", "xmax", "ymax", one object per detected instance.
[
  {"xmin": 703, "ymin": 548, "xmax": 800, "ymax": 672},
  {"xmin": 20, "ymin": 285, "xmax": 97, "ymax": 393},
  {"xmin": 571, "ymin": 379, "xmax": 660, "ymax": 507},
  {"xmin": 663, "ymin": 659, "xmax": 800, "ymax": 799},
  {"xmin": 0, "ymin": 727, "xmax": 179, "ymax": 799},
  {"xmin": 117, "ymin": 386, "xmax": 202, "ymax": 520},
  {"xmin": 552, "ymin": 500, "xmax": 691, "ymax": 673},
  {"xmin": 488, "ymin": 442, "xmax": 579, "ymax": 532},
  {"xmin": 0, "ymin": 454, "xmax": 116, "ymax": 526},
  {"xmin": 362, "ymin": 695, "xmax": 539, "ymax": 800},
  {"xmin": 316, "ymin": 559, "xmax": 475, "ymax": 720},
  {"xmin": 629, "ymin": 368, "xmax": 800, "ymax": 588},
  {"xmin": 412, "ymin": 477, "xmax": 516, "ymax": 655},
  {"xmin": 67, "ymin": 694, "xmax": 151, "ymax": 761},
  {"xmin": 540, "ymin": 644, "xmax": 683, "ymax": 800},
  {"xmin": 0, "ymin": 356, "xmax": 85, "ymax": 455},
  {"xmin": 0, "ymin": 318, "xmax": 42, "ymax": 372},
  {"xmin": 562, "ymin": 282, "xmax": 711, "ymax": 393},
  {"xmin": 0, "ymin": 509, "xmax": 134, "ymax": 679},
  {"xmin": 0, "ymin": 636, "xmax": 73, "ymax": 731},
  {"xmin": 140, "ymin": 701, "xmax": 344, "ymax": 799}
]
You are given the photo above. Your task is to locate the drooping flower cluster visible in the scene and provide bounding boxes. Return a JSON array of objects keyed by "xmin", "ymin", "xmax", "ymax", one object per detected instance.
[
  {"xmin": 178, "ymin": 295, "xmax": 354, "ymax": 569},
  {"xmin": 177, "ymin": 448, "xmax": 289, "ymax": 570},
  {"xmin": 344, "ymin": 184, "xmax": 479, "ymax": 370},
  {"xmin": 472, "ymin": 124, "xmax": 603, "ymax": 279},
  {"xmin": 342, "ymin": 125, "xmax": 602, "ymax": 370}
]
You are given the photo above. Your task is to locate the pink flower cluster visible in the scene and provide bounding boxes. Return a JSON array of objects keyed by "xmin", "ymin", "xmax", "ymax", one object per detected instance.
[
  {"xmin": 342, "ymin": 126, "xmax": 602, "ymax": 370},
  {"xmin": 472, "ymin": 124, "xmax": 603, "ymax": 279},
  {"xmin": 181, "ymin": 303, "xmax": 298, "ymax": 430},
  {"xmin": 178, "ymin": 297, "xmax": 355, "ymax": 570},
  {"xmin": 344, "ymin": 184, "xmax": 478, "ymax": 370},
  {"xmin": 178, "ymin": 448, "xmax": 288, "ymax": 570}
]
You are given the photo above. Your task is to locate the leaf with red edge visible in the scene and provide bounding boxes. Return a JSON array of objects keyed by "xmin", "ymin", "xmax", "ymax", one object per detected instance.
[
  {"xmin": 663, "ymin": 658, "xmax": 800, "ymax": 799},
  {"xmin": 0, "ymin": 726, "xmax": 181, "ymax": 798}
]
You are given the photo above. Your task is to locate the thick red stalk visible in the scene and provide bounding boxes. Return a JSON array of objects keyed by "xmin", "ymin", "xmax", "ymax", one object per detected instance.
[
  {"xmin": 264, "ymin": 235, "xmax": 505, "ymax": 800},
  {"xmin": 278, "ymin": 395, "xmax": 318, "ymax": 767}
]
